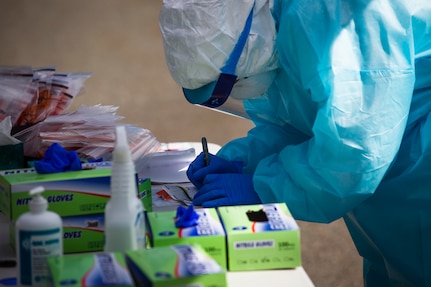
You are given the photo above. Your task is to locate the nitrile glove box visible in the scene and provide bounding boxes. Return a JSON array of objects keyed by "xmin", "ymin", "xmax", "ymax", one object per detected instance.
[
  {"xmin": 125, "ymin": 244, "xmax": 227, "ymax": 287},
  {"xmin": 0, "ymin": 162, "xmax": 152, "ymax": 221},
  {"xmin": 217, "ymin": 203, "xmax": 301, "ymax": 271},
  {"xmin": 146, "ymin": 208, "xmax": 227, "ymax": 269},
  {"xmin": 47, "ymin": 252, "xmax": 135, "ymax": 287},
  {"xmin": 9, "ymin": 213, "xmax": 107, "ymax": 254}
]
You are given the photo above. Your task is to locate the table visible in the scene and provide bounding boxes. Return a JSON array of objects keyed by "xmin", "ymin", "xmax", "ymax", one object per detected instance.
[{"xmin": 0, "ymin": 142, "xmax": 315, "ymax": 286}]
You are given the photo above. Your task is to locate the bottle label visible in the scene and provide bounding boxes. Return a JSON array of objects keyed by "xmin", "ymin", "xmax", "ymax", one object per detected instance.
[{"xmin": 18, "ymin": 228, "xmax": 62, "ymax": 287}]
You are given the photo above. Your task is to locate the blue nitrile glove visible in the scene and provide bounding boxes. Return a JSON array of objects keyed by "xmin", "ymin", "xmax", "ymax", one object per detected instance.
[
  {"xmin": 192, "ymin": 173, "xmax": 261, "ymax": 207},
  {"xmin": 34, "ymin": 143, "xmax": 82, "ymax": 174},
  {"xmin": 0, "ymin": 277, "xmax": 17, "ymax": 286},
  {"xmin": 187, "ymin": 152, "xmax": 243, "ymax": 189},
  {"xmin": 174, "ymin": 205, "xmax": 200, "ymax": 228}
]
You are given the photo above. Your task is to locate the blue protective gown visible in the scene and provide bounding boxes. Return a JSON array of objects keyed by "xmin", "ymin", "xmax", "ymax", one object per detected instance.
[{"xmin": 217, "ymin": 1, "xmax": 431, "ymax": 285}]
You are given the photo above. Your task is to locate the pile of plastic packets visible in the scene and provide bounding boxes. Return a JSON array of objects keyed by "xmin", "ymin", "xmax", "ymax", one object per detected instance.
[{"xmin": 1, "ymin": 65, "xmax": 161, "ymax": 169}]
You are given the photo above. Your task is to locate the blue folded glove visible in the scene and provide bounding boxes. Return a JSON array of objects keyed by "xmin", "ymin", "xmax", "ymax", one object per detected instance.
[
  {"xmin": 187, "ymin": 152, "xmax": 243, "ymax": 189},
  {"xmin": 174, "ymin": 205, "xmax": 200, "ymax": 228},
  {"xmin": 34, "ymin": 143, "xmax": 82, "ymax": 174},
  {"xmin": 192, "ymin": 173, "xmax": 261, "ymax": 207}
]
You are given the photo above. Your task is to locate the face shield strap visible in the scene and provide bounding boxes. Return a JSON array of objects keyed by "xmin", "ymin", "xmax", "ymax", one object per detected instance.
[
  {"xmin": 183, "ymin": 4, "xmax": 254, "ymax": 108},
  {"xmin": 221, "ymin": 4, "xmax": 254, "ymax": 75}
]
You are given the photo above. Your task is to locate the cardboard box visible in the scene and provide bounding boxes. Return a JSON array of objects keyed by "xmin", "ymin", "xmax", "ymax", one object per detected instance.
[
  {"xmin": 217, "ymin": 203, "xmax": 301, "ymax": 271},
  {"xmin": 138, "ymin": 177, "xmax": 152, "ymax": 212},
  {"xmin": 125, "ymin": 244, "xmax": 227, "ymax": 287},
  {"xmin": 146, "ymin": 208, "xmax": 226, "ymax": 269},
  {"xmin": 47, "ymin": 252, "xmax": 134, "ymax": 287},
  {"xmin": 9, "ymin": 213, "xmax": 107, "ymax": 254},
  {"xmin": 0, "ymin": 162, "xmax": 151, "ymax": 221},
  {"xmin": 2, "ymin": 162, "xmax": 151, "ymax": 254},
  {"xmin": 62, "ymin": 213, "xmax": 106, "ymax": 253}
]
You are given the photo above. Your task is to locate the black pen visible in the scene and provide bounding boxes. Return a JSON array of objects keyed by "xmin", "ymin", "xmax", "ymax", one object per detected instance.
[{"xmin": 201, "ymin": 137, "xmax": 210, "ymax": 166}]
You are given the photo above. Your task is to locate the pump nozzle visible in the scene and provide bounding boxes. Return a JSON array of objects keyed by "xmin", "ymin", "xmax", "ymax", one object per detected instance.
[
  {"xmin": 113, "ymin": 125, "xmax": 132, "ymax": 163},
  {"xmin": 28, "ymin": 186, "xmax": 48, "ymax": 213},
  {"xmin": 29, "ymin": 186, "xmax": 45, "ymax": 196}
]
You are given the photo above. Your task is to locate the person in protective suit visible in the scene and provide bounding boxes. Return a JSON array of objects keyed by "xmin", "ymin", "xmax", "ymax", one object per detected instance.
[{"xmin": 159, "ymin": 0, "xmax": 431, "ymax": 285}]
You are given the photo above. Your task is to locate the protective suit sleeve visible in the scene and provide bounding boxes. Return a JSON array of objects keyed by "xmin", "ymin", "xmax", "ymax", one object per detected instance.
[
  {"xmin": 217, "ymin": 121, "xmax": 310, "ymax": 173},
  {"xmin": 219, "ymin": 0, "xmax": 421, "ymax": 223}
]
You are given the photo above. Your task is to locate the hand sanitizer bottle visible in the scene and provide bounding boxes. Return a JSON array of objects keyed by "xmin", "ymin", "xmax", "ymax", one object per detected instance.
[
  {"xmin": 15, "ymin": 186, "xmax": 63, "ymax": 287},
  {"xmin": 104, "ymin": 125, "xmax": 145, "ymax": 252}
]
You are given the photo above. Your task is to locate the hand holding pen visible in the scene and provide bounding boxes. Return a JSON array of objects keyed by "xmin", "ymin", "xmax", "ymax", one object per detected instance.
[{"xmin": 187, "ymin": 137, "xmax": 244, "ymax": 189}]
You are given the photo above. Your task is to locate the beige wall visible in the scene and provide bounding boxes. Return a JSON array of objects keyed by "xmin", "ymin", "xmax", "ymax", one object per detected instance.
[{"xmin": 0, "ymin": 0, "xmax": 253, "ymax": 145}]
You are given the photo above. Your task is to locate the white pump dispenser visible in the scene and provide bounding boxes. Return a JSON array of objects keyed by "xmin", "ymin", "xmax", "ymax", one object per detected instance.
[
  {"xmin": 104, "ymin": 125, "xmax": 145, "ymax": 252},
  {"xmin": 15, "ymin": 186, "xmax": 63, "ymax": 287}
]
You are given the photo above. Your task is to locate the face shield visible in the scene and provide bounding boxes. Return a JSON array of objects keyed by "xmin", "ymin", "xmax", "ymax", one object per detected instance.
[{"xmin": 160, "ymin": 0, "xmax": 278, "ymax": 119}]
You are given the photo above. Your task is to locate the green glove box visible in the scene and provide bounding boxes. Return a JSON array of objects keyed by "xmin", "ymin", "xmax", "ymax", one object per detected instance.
[
  {"xmin": 47, "ymin": 252, "xmax": 134, "ymax": 287},
  {"xmin": 146, "ymin": 207, "xmax": 227, "ymax": 269},
  {"xmin": 218, "ymin": 203, "xmax": 302, "ymax": 271},
  {"xmin": 125, "ymin": 244, "xmax": 227, "ymax": 287}
]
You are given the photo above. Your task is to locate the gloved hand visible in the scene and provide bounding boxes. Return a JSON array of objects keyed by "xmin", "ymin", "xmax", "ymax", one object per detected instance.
[
  {"xmin": 192, "ymin": 173, "xmax": 261, "ymax": 207},
  {"xmin": 187, "ymin": 152, "xmax": 243, "ymax": 189}
]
